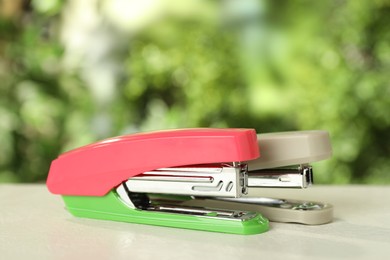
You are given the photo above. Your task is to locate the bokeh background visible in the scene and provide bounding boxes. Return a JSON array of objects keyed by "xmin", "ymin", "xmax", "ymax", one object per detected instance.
[{"xmin": 0, "ymin": 0, "xmax": 389, "ymax": 184}]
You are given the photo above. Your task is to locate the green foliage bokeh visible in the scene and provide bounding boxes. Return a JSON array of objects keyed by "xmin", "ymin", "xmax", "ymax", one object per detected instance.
[{"xmin": 0, "ymin": 0, "xmax": 389, "ymax": 184}]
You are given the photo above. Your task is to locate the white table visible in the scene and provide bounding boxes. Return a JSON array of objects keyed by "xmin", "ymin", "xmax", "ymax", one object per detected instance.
[{"xmin": 1, "ymin": 184, "xmax": 389, "ymax": 259}]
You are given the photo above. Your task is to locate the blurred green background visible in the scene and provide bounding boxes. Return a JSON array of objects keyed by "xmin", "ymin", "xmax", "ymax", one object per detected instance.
[{"xmin": 0, "ymin": 0, "xmax": 389, "ymax": 184}]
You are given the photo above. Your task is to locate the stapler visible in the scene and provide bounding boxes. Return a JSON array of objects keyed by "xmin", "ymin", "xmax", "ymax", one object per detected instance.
[
  {"xmin": 47, "ymin": 128, "xmax": 332, "ymax": 235},
  {"xmin": 177, "ymin": 131, "xmax": 333, "ymax": 226}
]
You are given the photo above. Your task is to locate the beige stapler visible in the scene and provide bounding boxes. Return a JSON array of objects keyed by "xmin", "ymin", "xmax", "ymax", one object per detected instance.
[{"xmin": 173, "ymin": 130, "xmax": 333, "ymax": 225}]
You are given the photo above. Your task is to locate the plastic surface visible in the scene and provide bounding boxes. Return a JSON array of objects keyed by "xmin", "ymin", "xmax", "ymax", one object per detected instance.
[
  {"xmin": 248, "ymin": 130, "xmax": 332, "ymax": 170},
  {"xmin": 62, "ymin": 192, "xmax": 269, "ymax": 235},
  {"xmin": 47, "ymin": 128, "xmax": 259, "ymax": 196}
]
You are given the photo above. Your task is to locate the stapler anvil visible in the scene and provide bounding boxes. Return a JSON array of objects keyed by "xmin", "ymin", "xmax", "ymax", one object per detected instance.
[{"xmin": 47, "ymin": 128, "xmax": 332, "ymax": 235}]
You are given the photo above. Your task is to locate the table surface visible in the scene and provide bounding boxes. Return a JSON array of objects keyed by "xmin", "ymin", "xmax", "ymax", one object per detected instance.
[{"xmin": 1, "ymin": 184, "xmax": 390, "ymax": 259}]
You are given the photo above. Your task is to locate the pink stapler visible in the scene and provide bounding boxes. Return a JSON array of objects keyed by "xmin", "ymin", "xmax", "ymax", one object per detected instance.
[{"xmin": 47, "ymin": 128, "xmax": 332, "ymax": 235}]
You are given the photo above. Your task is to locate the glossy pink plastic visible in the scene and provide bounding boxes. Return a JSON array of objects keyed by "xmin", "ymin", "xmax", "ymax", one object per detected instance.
[{"xmin": 47, "ymin": 128, "xmax": 260, "ymax": 196}]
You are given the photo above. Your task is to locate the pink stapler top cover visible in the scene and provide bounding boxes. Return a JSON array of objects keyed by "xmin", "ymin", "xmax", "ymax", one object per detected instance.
[{"xmin": 47, "ymin": 128, "xmax": 260, "ymax": 196}]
